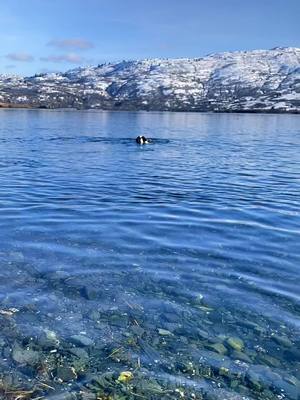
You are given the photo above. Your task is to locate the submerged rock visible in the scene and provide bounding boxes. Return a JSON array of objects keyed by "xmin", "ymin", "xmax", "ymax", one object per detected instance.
[
  {"xmin": 245, "ymin": 364, "xmax": 300, "ymax": 398},
  {"xmin": 162, "ymin": 312, "xmax": 179, "ymax": 323},
  {"xmin": 70, "ymin": 334, "xmax": 94, "ymax": 347},
  {"xmin": 38, "ymin": 329, "xmax": 60, "ymax": 349},
  {"xmin": 271, "ymin": 334, "xmax": 293, "ymax": 348},
  {"xmin": 257, "ymin": 353, "xmax": 280, "ymax": 368},
  {"xmin": 246, "ymin": 367, "xmax": 264, "ymax": 392},
  {"xmin": 134, "ymin": 378, "xmax": 164, "ymax": 395},
  {"xmin": 68, "ymin": 347, "xmax": 89, "ymax": 359},
  {"xmin": 206, "ymin": 342, "xmax": 227, "ymax": 355},
  {"xmin": 88, "ymin": 310, "xmax": 101, "ymax": 321},
  {"xmin": 273, "ymin": 378, "xmax": 300, "ymax": 400},
  {"xmin": 226, "ymin": 337, "xmax": 244, "ymax": 352},
  {"xmin": 12, "ymin": 344, "xmax": 40, "ymax": 366},
  {"xmin": 131, "ymin": 325, "xmax": 145, "ymax": 337},
  {"xmin": 158, "ymin": 328, "xmax": 173, "ymax": 336},
  {"xmin": 231, "ymin": 350, "xmax": 251, "ymax": 363},
  {"xmin": 81, "ymin": 286, "xmax": 98, "ymax": 300},
  {"xmin": 89, "ymin": 371, "xmax": 116, "ymax": 389},
  {"xmin": 56, "ymin": 365, "xmax": 77, "ymax": 382}
]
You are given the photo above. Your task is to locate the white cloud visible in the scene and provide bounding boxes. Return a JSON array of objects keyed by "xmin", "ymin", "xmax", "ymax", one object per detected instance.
[{"xmin": 6, "ymin": 52, "xmax": 34, "ymax": 62}]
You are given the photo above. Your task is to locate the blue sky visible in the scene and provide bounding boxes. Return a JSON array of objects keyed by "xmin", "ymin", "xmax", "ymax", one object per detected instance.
[{"xmin": 0, "ymin": 0, "xmax": 299, "ymax": 76}]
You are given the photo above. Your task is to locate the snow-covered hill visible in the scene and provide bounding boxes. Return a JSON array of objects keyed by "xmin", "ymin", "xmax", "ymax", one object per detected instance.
[{"xmin": 0, "ymin": 47, "xmax": 299, "ymax": 112}]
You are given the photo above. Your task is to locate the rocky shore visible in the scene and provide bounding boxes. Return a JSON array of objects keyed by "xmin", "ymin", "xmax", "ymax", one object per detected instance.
[{"xmin": 0, "ymin": 254, "xmax": 300, "ymax": 400}]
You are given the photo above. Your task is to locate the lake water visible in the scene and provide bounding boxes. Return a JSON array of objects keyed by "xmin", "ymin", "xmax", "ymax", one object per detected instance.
[{"xmin": 0, "ymin": 110, "xmax": 299, "ymax": 400}]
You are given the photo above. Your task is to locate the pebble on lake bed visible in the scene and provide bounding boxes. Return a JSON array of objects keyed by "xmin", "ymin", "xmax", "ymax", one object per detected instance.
[
  {"xmin": 271, "ymin": 334, "xmax": 293, "ymax": 348},
  {"xmin": 12, "ymin": 344, "xmax": 40, "ymax": 366},
  {"xmin": 158, "ymin": 328, "xmax": 173, "ymax": 336},
  {"xmin": 56, "ymin": 366, "xmax": 78, "ymax": 382},
  {"xmin": 226, "ymin": 337, "xmax": 244, "ymax": 352},
  {"xmin": 69, "ymin": 334, "xmax": 94, "ymax": 347},
  {"xmin": 206, "ymin": 342, "xmax": 228, "ymax": 355}
]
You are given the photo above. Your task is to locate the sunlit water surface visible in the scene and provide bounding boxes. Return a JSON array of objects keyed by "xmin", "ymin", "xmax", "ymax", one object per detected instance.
[{"xmin": 0, "ymin": 110, "xmax": 299, "ymax": 400}]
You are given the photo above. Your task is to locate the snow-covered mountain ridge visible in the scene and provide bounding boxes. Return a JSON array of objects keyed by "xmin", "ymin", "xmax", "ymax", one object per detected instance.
[{"xmin": 0, "ymin": 47, "xmax": 299, "ymax": 112}]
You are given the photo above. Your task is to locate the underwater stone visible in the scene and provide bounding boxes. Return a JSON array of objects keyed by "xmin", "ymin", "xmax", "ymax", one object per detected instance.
[
  {"xmin": 158, "ymin": 328, "xmax": 173, "ymax": 336},
  {"xmin": 163, "ymin": 322, "xmax": 177, "ymax": 333},
  {"xmin": 206, "ymin": 342, "xmax": 227, "ymax": 355},
  {"xmin": 197, "ymin": 328, "xmax": 210, "ymax": 340},
  {"xmin": 131, "ymin": 325, "xmax": 145, "ymax": 337},
  {"xmin": 273, "ymin": 379, "xmax": 299, "ymax": 400},
  {"xmin": 70, "ymin": 334, "xmax": 94, "ymax": 347},
  {"xmin": 68, "ymin": 347, "xmax": 89, "ymax": 359},
  {"xmin": 56, "ymin": 366, "xmax": 77, "ymax": 382},
  {"xmin": 238, "ymin": 320, "xmax": 263, "ymax": 330},
  {"xmin": 1, "ymin": 371, "xmax": 33, "ymax": 392},
  {"xmin": 63, "ymin": 277, "xmax": 84, "ymax": 293},
  {"xmin": 174, "ymin": 326, "xmax": 198, "ymax": 339},
  {"xmin": 81, "ymin": 286, "xmax": 98, "ymax": 300},
  {"xmin": 162, "ymin": 312, "xmax": 179, "ymax": 323},
  {"xmin": 246, "ymin": 368, "xmax": 263, "ymax": 391},
  {"xmin": 90, "ymin": 371, "xmax": 116, "ymax": 388},
  {"xmin": 231, "ymin": 350, "xmax": 251, "ymax": 363},
  {"xmin": 246, "ymin": 364, "xmax": 286, "ymax": 394},
  {"xmin": 110, "ymin": 314, "xmax": 128, "ymax": 328},
  {"xmin": 271, "ymin": 334, "xmax": 293, "ymax": 348},
  {"xmin": 12, "ymin": 344, "xmax": 40, "ymax": 366},
  {"xmin": 257, "ymin": 353, "xmax": 280, "ymax": 368},
  {"xmin": 226, "ymin": 337, "xmax": 244, "ymax": 352},
  {"xmin": 88, "ymin": 310, "xmax": 100, "ymax": 321},
  {"xmin": 135, "ymin": 379, "xmax": 164, "ymax": 394},
  {"xmin": 38, "ymin": 329, "xmax": 60, "ymax": 349}
]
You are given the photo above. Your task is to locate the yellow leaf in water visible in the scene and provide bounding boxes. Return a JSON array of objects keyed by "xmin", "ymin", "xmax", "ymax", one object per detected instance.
[{"xmin": 117, "ymin": 371, "xmax": 133, "ymax": 383}]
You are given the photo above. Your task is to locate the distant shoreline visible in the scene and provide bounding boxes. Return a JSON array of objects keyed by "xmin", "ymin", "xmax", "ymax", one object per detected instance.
[
  {"xmin": 0, "ymin": 103, "xmax": 33, "ymax": 109},
  {"xmin": 1, "ymin": 48, "xmax": 299, "ymax": 115},
  {"xmin": 0, "ymin": 104, "xmax": 299, "ymax": 115}
]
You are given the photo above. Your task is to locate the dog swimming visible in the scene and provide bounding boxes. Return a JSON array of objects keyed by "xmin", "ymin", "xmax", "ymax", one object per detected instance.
[{"xmin": 136, "ymin": 136, "xmax": 152, "ymax": 144}]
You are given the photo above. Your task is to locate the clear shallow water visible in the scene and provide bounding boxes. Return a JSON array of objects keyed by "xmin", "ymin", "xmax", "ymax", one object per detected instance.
[{"xmin": 0, "ymin": 110, "xmax": 299, "ymax": 400}]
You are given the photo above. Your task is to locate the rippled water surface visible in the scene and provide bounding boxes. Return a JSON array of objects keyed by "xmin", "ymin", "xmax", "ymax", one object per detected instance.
[{"xmin": 0, "ymin": 110, "xmax": 299, "ymax": 400}]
